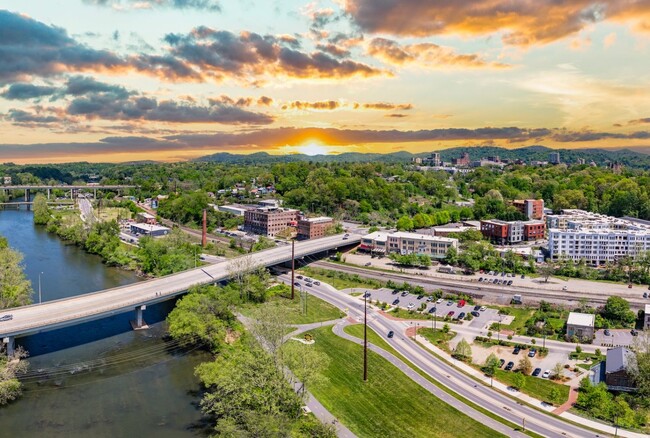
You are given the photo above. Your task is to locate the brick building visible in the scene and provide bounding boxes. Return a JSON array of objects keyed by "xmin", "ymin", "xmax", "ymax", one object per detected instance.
[
  {"xmin": 524, "ymin": 220, "xmax": 546, "ymax": 240},
  {"xmin": 513, "ymin": 199, "xmax": 545, "ymax": 220},
  {"xmin": 297, "ymin": 217, "xmax": 333, "ymax": 240},
  {"xmin": 481, "ymin": 219, "xmax": 546, "ymax": 244},
  {"xmin": 244, "ymin": 207, "xmax": 298, "ymax": 238}
]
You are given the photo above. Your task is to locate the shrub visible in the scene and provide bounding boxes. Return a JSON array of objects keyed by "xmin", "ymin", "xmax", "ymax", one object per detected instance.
[{"xmin": 507, "ymin": 335, "xmax": 513, "ymax": 340}]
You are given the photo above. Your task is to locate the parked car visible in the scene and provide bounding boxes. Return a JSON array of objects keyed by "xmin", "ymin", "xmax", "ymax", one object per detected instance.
[
  {"xmin": 542, "ymin": 370, "xmax": 551, "ymax": 379},
  {"xmin": 499, "ymin": 359, "xmax": 505, "ymax": 368},
  {"xmin": 294, "ymin": 282, "xmax": 300, "ymax": 286},
  {"xmin": 387, "ymin": 331, "xmax": 394, "ymax": 338},
  {"xmin": 507, "ymin": 280, "xmax": 513, "ymax": 286},
  {"xmin": 471, "ymin": 311, "xmax": 480, "ymax": 317},
  {"xmin": 306, "ymin": 282, "xmax": 313, "ymax": 287},
  {"xmin": 458, "ymin": 312, "xmax": 466, "ymax": 319},
  {"xmin": 447, "ymin": 311, "xmax": 455, "ymax": 317},
  {"xmin": 417, "ymin": 294, "xmax": 425, "ymax": 300},
  {"xmin": 478, "ymin": 277, "xmax": 484, "ymax": 282},
  {"xmin": 644, "ymin": 292, "xmax": 648, "ymax": 299},
  {"xmin": 392, "ymin": 289, "xmax": 400, "ymax": 295},
  {"xmin": 407, "ymin": 303, "xmax": 415, "ymax": 310},
  {"xmin": 0, "ymin": 314, "xmax": 13, "ymax": 322},
  {"xmin": 532, "ymin": 368, "xmax": 542, "ymax": 377},
  {"xmin": 562, "ymin": 286, "xmax": 568, "ymax": 291},
  {"xmin": 296, "ymin": 275, "xmax": 303, "ymax": 279},
  {"xmin": 446, "ymin": 300, "xmax": 453, "ymax": 306},
  {"xmin": 480, "ymin": 306, "xmax": 487, "ymax": 311},
  {"xmin": 457, "ymin": 299, "xmax": 466, "ymax": 307},
  {"xmin": 513, "ymin": 347, "xmax": 521, "ymax": 355},
  {"xmin": 392, "ymin": 299, "xmax": 400, "ymax": 305},
  {"xmin": 604, "ymin": 329, "xmax": 611, "ymax": 336},
  {"xmin": 426, "ymin": 296, "xmax": 434, "ymax": 302},
  {"xmin": 436, "ymin": 298, "xmax": 444, "ymax": 304},
  {"xmin": 528, "ymin": 349, "xmax": 536, "ymax": 357},
  {"xmin": 365, "ymin": 262, "xmax": 371, "ymax": 266},
  {"xmin": 473, "ymin": 305, "xmax": 481, "ymax": 311},
  {"xmin": 505, "ymin": 361, "xmax": 515, "ymax": 371},
  {"xmin": 401, "ymin": 291, "xmax": 408, "ymax": 297},
  {"xmin": 428, "ymin": 306, "xmax": 437, "ymax": 314},
  {"xmin": 521, "ymin": 274, "xmax": 525, "ymax": 279},
  {"xmin": 631, "ymin": 329, "xmax": 639, "ymax": 336}
]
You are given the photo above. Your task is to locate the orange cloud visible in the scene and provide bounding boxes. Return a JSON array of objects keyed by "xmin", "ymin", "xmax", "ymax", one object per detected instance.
[{"xmin": 346, "ymin": 0, "xmax": 650, "ymax": 46}]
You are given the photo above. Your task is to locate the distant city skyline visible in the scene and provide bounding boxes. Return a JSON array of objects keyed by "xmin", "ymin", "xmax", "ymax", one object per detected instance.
[{"xmin": 1, "ymin": 1, "xmax": 650, "ymax": 163}]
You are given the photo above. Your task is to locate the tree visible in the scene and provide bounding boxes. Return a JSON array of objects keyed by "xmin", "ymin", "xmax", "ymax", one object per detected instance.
[
  {"xmin": 552, "ymin": 362, "xmax": 564, "ymax": 380},
  {"xmin": 629, "ymin": 330, "xmax": 650, "ymax": 402},
  {"xmin": 548, "ymin": 387, "xmax": 563, "ymax": 405},
  {"xmin": 0, "ymin": 346, "xmax": 29, "ymax": 406},
  {"xmin": 444, "ymin": 246, "xmax": 459, "ymax": 266},
  {"xmin": 602, "ymin": 296, "xmax": 636, "ymax": 327},
  {"xmin": 249, "ymin": 304, "xmax": 291, "ymax": 367},
  {"xmin": 0, "ymin": 242, "xmax": 33, "ymax": 309},
  {"xmin": 518, "ymin": 356, "xmax": 533, "ymax": 375},
  {"xmin": 511, "ymin": 372, "xmax": 526, "ymax": 390},
  {"xmin": 32, "ymin": 193, "xmax": 50, "ymax": 225},
  {"xmin": 283, "ymin": 342, "xmax": 330, "ymax": 401},
  {"xmin": 453, "ymin": 338, "xmax": 472, "ymax": 362},
  {"xmin": 482, "ymin": 353, "xmax": 500, "ymax": 377},
  {"xmin": 396, "ymin": 216, "xmax": 414, "ymax": 231},
  {"xmin": 538, "ymin": 263, "xmax": 555, "ymax": 282}
]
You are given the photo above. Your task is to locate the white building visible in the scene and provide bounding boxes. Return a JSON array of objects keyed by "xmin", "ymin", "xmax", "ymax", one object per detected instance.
[
  {"xmin": 645, "ymin": 304, "xmax": 650, "ymax": 330},
  {"xmin": 547, "ymin": 210, "xmax": 650, "ymax": 265},
  {"xmin": 359, "ymin": 231, "xmax": 389, "ymax": 254},
  {"xmin": 566, "ymin": 312, "xmax": 595, "ymax": 341},
  {"xmin": 216, "ymin": 204, "xmax": 249, "ymax": 216},
  {"xmin": 387, "ymin": 232, "xmax": 458, "ymax": 259}
]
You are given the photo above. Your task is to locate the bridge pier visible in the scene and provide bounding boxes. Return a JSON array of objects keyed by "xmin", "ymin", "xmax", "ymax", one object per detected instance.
[
  {"xmin": 2, "ymin": 336, "xmax": 15, "ymax": 357},
  {"xmin": 47, "ymin": 188, "xmax": 51, "ymax": 200},
  {"xmin": 130, "ymin": 305, "xmax": 149, "ymax": 330}
]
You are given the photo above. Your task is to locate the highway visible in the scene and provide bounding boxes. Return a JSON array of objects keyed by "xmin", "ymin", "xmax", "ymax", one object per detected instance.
[
  {"xmin": 0, "ymin": 234, "xmax": 359, "ymax": 339},
  {"xmin": 291, "ymin": 278, "xmax": 622, "ymax": 438}
]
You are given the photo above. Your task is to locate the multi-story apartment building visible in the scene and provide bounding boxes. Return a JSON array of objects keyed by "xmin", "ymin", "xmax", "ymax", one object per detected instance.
[
  {"xmin": 547, "ymin": 209, "xmax": 650, "ymax": 265},
  {"xmin": 480, "ymin": 219, "xmax": 546, "ymax": 244},
  {"xmin": 513, "ymin": 199, "xmax": 545, "ymax": 220},
  {"xmin": 386, "ymin": 232, "xmax": 457, "ymax": 259},
  {"xmin": 244, "ymin": 207, "xmax": 299, "ymax": 238},
  {"xmin": 297, "ymin": 217, "xmax": 333, "ymax": 240},
  {"xmin": 549, "ymin": 152, "xmax": 561, "ymax": 164}
]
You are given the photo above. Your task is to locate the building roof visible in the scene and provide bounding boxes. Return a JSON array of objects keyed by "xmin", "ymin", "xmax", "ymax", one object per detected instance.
[
  {"xmin": 362, "ymin": 231, "xmax": 389, "ymax": 243},
  {"xmin": 567, "ymin": 312, "xmax": 595, "ymax": 327},
  {"xmin": 389, "ymin": 231, "xmax": 457, "ymax": 243},
  {"xmin": 645, "ymin": 303, "xmax": 650, "ymax": 316},
  {"xmin": 138, "ymin": 212, "xmax": 156, "ymax": 219},
  {"xmin": 300, "ymin": 216, "xmax": 332, "ymax": 223},
  {"xmin": 130, "ymin": 223, "xmax": 170, "ymax": 233},
  {"xmin": 606, "ymin": 347, "xmax": 634, "ymax": 374}
]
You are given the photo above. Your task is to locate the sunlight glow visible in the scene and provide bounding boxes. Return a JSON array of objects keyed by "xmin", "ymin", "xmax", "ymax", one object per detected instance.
[{"xmin": 299, "ymin": 141, "xmax": 330, "ymax": 156}]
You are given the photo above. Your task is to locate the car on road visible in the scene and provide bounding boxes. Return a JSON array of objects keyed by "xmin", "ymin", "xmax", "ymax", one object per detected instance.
[
  {"xmin": 314, "ymin": 281, "xmax": 321, "ymax": 286},
  {"xmin": 513, "ymin": 347, "xmax": 521, "ymax": 355},
  {"xmin": 542, "ymin": 370, "xmax": 551, "ymax": 379},
  {"xmin": 294, "ymin": 282, "xmax": 300, "ymax": 286},
  {"xmin": 392, "ymin": 299, "xmax": 400, "ymax": 306},
  {"xmin": 0, "ymin": 314, "xmax": 13, "ymax": 322},
  {"xmin": 528, "ymin": 349, "xmax": 536, "ymax": 357},
  {"xmin": 604, "ymin": 329, "xmax": 611, "ymax": 336},
  {"xmin": 457, "ymin": 312, "xmax": 466, "ymax": 320},
  {"xmin": 562, "ymin": 286, "xmax": 568, "ymax": 291},
  {"xmin": 342, "ymin": 236, "xmax": 349, "ymax": 240},
  {"xmin": 428, "ymin": 306, "xmax": 437, "ymax": 314},
  {"xmin": 364, "ymin": 262, "xmax": 371, "ymax": 266},
  {"xmin": 407, "ymin": 303, "xmax": 415, "ymax": 310},
  {"xmin": 507, "ymin": 280, "xmax": 513, "ymax": 286},
  {"xmin": 478, "ymin": 277, "xmax": 484, "ymax": 282},
  {"xmin": 387, "ymin": 331, "xmax": 394, "ymax": 338},
  {"xmin": 532, "ymin": 368, "xmax": 542, "ymax": 377},
  {"xmin": 436, "ymin": 298, "xmax": 444, "ymax": 304},
  {"xmin": 631, "ymin": 329, "xmax": 639, "ymax": 336},
  {"xmin": 471, "ymin": 311, "xmax": 480, "ymax": 317},
  {"xmin": 505, "ymin": 361, "xmax": 515, "ymax": 371},
  {"xmin": 480, "ymin": 306, "xmax": 487, "ymax": 311},
  {"xmin": 499, "ymin": 359, "xmax": 505, "ymax": 368},
  {"xmin": 447, "ymin": 311, "xmax": 455, "ymax": 317},
  {"xmin": 306, "ymin": 282, "xmax": 313, "ymax": 287},
  {"xmin": 296, "ymin": 275, "xmax": 303, "ymax": 279}
]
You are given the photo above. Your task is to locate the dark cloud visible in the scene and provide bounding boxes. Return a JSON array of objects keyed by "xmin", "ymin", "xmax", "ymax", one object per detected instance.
[
  {"xmin": 362, "ymin": 102, "xmax": 413, "ymax": 111},
  {"xmin": 551, "ymin": 129, "xmax": 650, "ymax": 142},
  {"xmin": 386, "ymin": 113, "xmax": 408, "ymax": 118},
  {"xmin": 257, "ymin": 96, "xmax": 273, "ymax": 106},
  {"xmin": 284, "ymin": 100, "xmax": 340, "ymax": 110},
  {"xmin": 344, "ymin": 0, "xmax": 650, "ymax": 46},
  {"xmin": 628, "ymin": 117, "xmax": 650, "ymax": 125},
  {"xmin": 64, "ymin": 76, "xmax": 131, "ymax": 98},
  {"xmin": 82, "ymin": 0, "xmax": 221, "ymax": 11},
  {"xmin": 4, "ymin": 109, "xmax": 61, "ymax": 124},
  {"xmin": 1, "ymin": 83, "xmax": 58, "ymax": 100},
  {"xmin": 0, "ymin": 10, "xmax": 125, "ymax": 85},
  {"xmin": 315, "ymin": 43, "xmax": 351, "ymax": 58}
]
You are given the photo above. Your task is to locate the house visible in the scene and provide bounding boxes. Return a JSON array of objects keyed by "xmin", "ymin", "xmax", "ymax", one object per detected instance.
[
  {"xmin": 566, "ymin": 312, "xmax": 595, "ymax": 342},
  {"xmin": 605, "ymin": 347, "xmax": 636, "ymax": 391}
]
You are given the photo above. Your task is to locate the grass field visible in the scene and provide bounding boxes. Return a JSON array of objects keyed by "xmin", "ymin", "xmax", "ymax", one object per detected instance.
[
  {"xmin": 307, "ymin": 327, "xmax": 505, "ymax": 438},
  {"xmin": 239, "ymin": 292, "xmax": 343, "ymax": 325},
  {"xmin": 492, "ymin": 369, "xmax": 569, "ymax": 405},
  {"xmin": 343, "ymin": 324, "xmax": 394, "ymax": 353},
  {"xmin": 299, "ymin": 266, "xmax": 383, "ymax": 290},
  {"xmin": 418, "ymin": 327, "xmax": 456, "ymax": 352},
  {"xmin": 96, "ymin": 206, "xmax": 132, "ymax": 222},
  {"xmin": 490, "ymin": 306, "xmax": 535, "ymax": 334}
]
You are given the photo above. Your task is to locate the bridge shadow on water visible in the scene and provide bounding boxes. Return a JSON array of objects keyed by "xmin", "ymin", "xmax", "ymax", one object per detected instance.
[{"xmin": 17, "ymin": 298, "xmax": 181, "ymax": 357}]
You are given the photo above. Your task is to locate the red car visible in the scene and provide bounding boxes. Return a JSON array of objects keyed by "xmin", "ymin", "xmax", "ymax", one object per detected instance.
[
  {"xmin": 447, "ymin": 311, "xmax": 455, "ymax": 317},
  {"xmin": 457, "ymin": 299, "xmax": 466, "ymax": 308}
]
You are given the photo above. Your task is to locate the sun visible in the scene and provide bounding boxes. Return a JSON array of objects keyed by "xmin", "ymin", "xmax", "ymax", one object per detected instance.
[{"xmin": 299, "ymin": 141, "xmax": 329, "ymax": 156}]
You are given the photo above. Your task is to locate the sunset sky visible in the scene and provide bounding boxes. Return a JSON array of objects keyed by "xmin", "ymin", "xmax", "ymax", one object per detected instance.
[{"xmin": 2, "ymin": 1, "xmax": 650, "ymax": 163}]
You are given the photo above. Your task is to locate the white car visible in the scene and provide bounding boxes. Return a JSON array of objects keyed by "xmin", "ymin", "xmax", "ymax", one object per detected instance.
[
  {"xmin": 436, "ymin": 298, "xmax": 444, "ymax": 304},
  {"xmin": 542, "ymin": 370, "xmax": 551, "ymax": 379},
  {"xmin": 480, "ymin": 306, "xmax": 487, "ymax": 311},
  {"xmin": 407, "ymin": 303, "xmax": 415, "ymax": 310}
]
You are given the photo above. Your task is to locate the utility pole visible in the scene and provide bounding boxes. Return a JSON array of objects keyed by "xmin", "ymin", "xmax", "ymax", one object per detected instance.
[
  {"xmin": 291, "ymin": 238, "xmax": 295, "ymax": 300},
  {"xmin": 38, "ymin": 272, "xmax": 43, "ymax": 304},
  {"xmin": 363, "ymin": 291, "xmax": 368, "ymax": 382},
  {"xmin": 522, "ymin": 418, "xmax": 526, "ymax": 432},
  {"xmin": 543, "ymin": 318, "xmax": 547, "ymax": 350},
  {"xmin": 201, "ymin": 208, "xmax": 207, "ymax": 248}
]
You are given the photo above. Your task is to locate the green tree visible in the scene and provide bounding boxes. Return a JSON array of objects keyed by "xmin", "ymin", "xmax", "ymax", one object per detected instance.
[
  {"xmin": 283, "ymin": 342, "xmax": 330, "ymax": 401},
  {"xmin": 32, "ymin": 193, "xmax": 50, "ymax": 225},
  {"xmin": 511, "ymin": 372, "xmax": 526, "ymax": 390},
  {"xmin": 0, "ymin": 347, "xmax": 29, "ymax": 406},
  {"xmin": 602, "ymin": 296, "xmax": 636, "ymax": 327},
  {"xmin": 518, "ymin": 356, "xmax": 533, "ymax": 375},
  {"xmin": 453, "ymin": 338, "xmax": 472, "ymax": 362},
  {"xmin": 0, "ymin": 241, "xmax": 33, "ymax": 309},
  {"xmin": 548, "ymin": 387, "xmax": 563, "ymax": 405},
  {"xmin": 396, "ymin": 216, "xmax": 414, "ymax": 231},
  {"xmin": 482, "ymin": 353, "xmax": 500, "ymax": 377}
]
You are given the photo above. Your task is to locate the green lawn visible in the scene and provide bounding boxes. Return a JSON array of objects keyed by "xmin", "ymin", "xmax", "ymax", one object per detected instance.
[
  {"xmin": 299, "ymin": 266, "xmax": 384, "ymax": 290},
  {"xmin": 306, "ymin": 327, "xmax": 505, "ymax": 438},
  {"xmin": 492, "ymin": 369, "xmax": 569, "ymax": 405},
  {"xmin": 343, "ymin": 324, "xmax": 394, "ymax": 353},
  {"xmin": 490, "ymin": 306, "xmax": 535, "ymax": 334},
  {"xmin": 239, "ymin": 293, "xmax": 343, "ymax": 325},
  {"xmin": 418, "ymin": 327, "xmax": 456, "ymax": 352}
]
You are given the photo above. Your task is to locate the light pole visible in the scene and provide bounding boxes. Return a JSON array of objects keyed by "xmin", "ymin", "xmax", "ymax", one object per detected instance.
[
  {"xmin": 543, "ymin": 318, "xmax": 547, "ymax": 350},
  {"xmin": 38, "ymin": 271, "xmax": 43, "ymax": 304},
  {"xmin": 363, "ymin": 291, "xmax": 368, "ymax": 382}
]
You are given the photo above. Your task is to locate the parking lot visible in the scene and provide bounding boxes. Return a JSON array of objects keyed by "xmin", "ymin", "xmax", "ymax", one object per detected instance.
[
  {"xmin": 356, "ymin": 287, "xmax": 501, "ymax": 328},
  {"xmin": 593, "ymin": 328, "xmax": 637, "ymax": 347}
]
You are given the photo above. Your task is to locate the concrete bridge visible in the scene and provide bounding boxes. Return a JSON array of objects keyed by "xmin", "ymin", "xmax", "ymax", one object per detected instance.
[
  {"xmin": 0, "ymin": 234, "xmax": 360, "ymax": 355},
  {"xmin": 1, "ymin": 184, "xmax": 137, "ymax": 201}
]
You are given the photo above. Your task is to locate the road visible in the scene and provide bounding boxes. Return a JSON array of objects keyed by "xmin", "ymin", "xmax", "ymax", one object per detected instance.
[
  {"xmin": 288, "ymin": 277, "xmax": 633, "ymax": 438},
  {"xmin": 313, "ymin": 261, "xmax": 649, "ymax": 309},
  {"xmin": 0, "ymin": 234, "xmax": 359, "ymax": 340},
  {"xmin": 78, "ymin": 197, "xmax": 95, "ymax": 223}
]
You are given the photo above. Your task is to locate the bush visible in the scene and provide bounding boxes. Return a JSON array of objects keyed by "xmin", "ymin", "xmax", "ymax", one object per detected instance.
[{"xmin": 507, "ymin": 335, "xmax": 513, "ymax": 340}]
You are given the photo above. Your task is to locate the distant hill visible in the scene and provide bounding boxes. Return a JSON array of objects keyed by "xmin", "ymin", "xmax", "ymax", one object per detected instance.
[{"xmin": 195, "ymin": 146, "xmax": 650, "ymax": 168}]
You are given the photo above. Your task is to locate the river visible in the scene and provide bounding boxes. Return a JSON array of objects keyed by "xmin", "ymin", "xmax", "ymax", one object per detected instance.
[{"xmin": 0, "ymin": 205, "xmax": 212, "ymax": 437}]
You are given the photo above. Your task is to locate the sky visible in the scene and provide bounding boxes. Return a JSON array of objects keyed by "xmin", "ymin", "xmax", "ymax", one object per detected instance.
[{"xmin": 1, "ymin": 0, "xmax": 650, "ymax": 163}]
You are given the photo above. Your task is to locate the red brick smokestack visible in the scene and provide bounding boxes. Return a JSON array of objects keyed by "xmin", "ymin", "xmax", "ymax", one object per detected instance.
[{"xmin": 202, "ymin": 209, "xmax": 207, "ymax": 247}]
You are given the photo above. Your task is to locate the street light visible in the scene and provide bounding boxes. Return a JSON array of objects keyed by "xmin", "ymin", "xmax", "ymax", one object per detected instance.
[
  {"xmin": 363, "ymin": 291, "xmax": 368, "ymax": 382},
  {"xmin": 38, "ymin": 272, "xmax": 43, "ymax": 304}
]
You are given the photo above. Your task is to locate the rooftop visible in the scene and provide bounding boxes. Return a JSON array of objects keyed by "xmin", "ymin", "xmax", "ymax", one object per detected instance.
[
  {"xmin": 362, "ymin": 231, "xmax": 389, "ymax": 243},
  {"xmin": 300, "ymin": 216, "xmax": 333, "ymax": 223},
  {"xmin": 567, "ymin": 312, "xmax": 595, "ymax": 327},
  {"xmin": 130, "ymin": 223, "xmax": 170, "ymax": 232},
  {"xmin": 389, "ymin": 231, "xmax": 457, "ymax": 243},
  {"xmin": 606, "ymin": 346, "xmax": 634, "ymax": 374}
]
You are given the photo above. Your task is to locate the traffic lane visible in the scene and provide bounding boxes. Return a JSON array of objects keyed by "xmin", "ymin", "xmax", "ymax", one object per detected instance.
[{"xmin": 303, "ymin": 282, "xmax": 598, "ymax": 438}]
